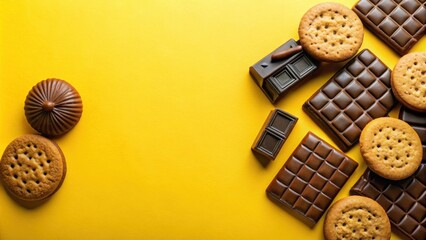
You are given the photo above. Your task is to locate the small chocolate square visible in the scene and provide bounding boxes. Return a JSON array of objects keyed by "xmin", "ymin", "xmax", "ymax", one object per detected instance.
[
  {"xmin": 268, "ymin": 110, "xmax": 296, "ymax": 136},
  {"xmin": 266, "ymin": 132, "xmax": 358, "ymax": 228},
  {"xmin": 310, "ymin": 174, "xmax": 327, "ymax": 190},
  {"xmin": 317, "ymin": 162, "xmax": 336, "ymax": 179},
  {"xmin": 301, "ymin": 185, "xmax": 320, "ymax": 203},
  {"xmin": 252, "ymin": 109, "xmax": 298, "ymax": 162},
  {"xmin": 256, "ymin": 130, "xmax": 283, "ymax": 157},
  {"xmin": 267, "ymin": 179, "xmax": 286, "ymax": 198},
  {"xmin": 313, "ymin": 193, "xmax": 331, "ymax": 210}
]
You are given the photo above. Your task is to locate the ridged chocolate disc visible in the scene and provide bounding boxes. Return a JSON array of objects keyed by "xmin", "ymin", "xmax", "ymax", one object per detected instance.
[{"xmin": 24, "ymin": 79, "xmax": 83, "ymax": 137}]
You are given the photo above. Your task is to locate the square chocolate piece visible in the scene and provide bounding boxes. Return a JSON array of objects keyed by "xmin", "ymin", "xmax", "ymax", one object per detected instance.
[
  {"xmin": 353, "ymin": 0, "xmax": 426, "ymax": 55},
  {"xmin": 399, "ymin": 106, "xmax": 426, "ymax": 161},
  {"xmin": 249, "ymin": 39, "xmax": 319, "ymax": 103},
  {"xmin": 303, "ymin": 49, "xmax": 396, "ymax": 152},
  {"xmin": 266, "ymin": 132, "xmax": 358, "ymax": 228},
  {"xmin": 350, "ymin": 163, "xmax": 426, "ymax": 240},
  {"xmin": 252, "ymin": 109, "xmax": 298, "ymax": 162}
]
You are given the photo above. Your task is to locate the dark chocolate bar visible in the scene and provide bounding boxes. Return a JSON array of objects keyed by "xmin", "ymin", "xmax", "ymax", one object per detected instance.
[
  {"xmin": 249, "ymin": 39, "xmax": 319, "ymax": 103},
  {"xmin": 252, "ymin": 109, "xmax": 298, "ymax": 161},
  {"xmin": 266, "ymin": 132, "xmax": 358, "ymax": 227},
  {"xmin": 303, "ymin": 49, "xmax": 396, "ymax": 152},
  {"xmin": 353, "ymin": 0, "xmax": 426, "ymax": 55},
  {"xmin": 399, "ymin": 106, "xmax": 426, "ymax": 161},
  {"xmin": 350, "ymin": 164, "xmax": 426, "ymax": 240}
]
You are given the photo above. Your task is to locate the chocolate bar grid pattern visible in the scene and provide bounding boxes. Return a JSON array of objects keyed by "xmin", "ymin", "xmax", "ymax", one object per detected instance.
[
  {"xmin": 267, "ymin": 133, "xmax": 358, "ymax": 227},
  {"xmin": 350, "ymin": 164, "xmax": 426, "ymax": 240},
  {"xmin": 303, "ymin": 49, "xmax": 395, "ymax": 151},
  {"xmin": 353, "ymin": 0, "xmax": 426, "ymax": 55}
]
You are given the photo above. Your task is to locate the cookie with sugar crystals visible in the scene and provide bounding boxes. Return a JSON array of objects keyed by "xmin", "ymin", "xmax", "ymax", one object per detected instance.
[
  {"xmin": 391, "ymin": 52, "xmax": 426, "ymax": 112},
  {"xmin": 359, "ymin": 117, "xmax": 422, "ymax": 180},
  {"xmin": 298, "ymin": 2, "xmax": 364, "ymax": 62},
  {"xmin": 0, "ymin": 134, "xmax": 66, "ymax": 202},
  {"xmin": 323, "ymin": 196, "xmax": 391, "ymax": 240}
]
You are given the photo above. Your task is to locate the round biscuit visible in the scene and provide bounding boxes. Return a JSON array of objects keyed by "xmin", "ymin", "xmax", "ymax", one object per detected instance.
[
  {"xmin": 324, "ymin": 196, "xmax": 391, "ymax": 240},
  {"xmin": 359, "ymin": 117, "xmax": 422, "ymax": 180},
  {"xmin": 298, "ymin": 2, "xmax": 364, "ymax": 62},
  {"xmin": 0, "ymin": 134, "xmax": 66, "ymax": 202},
  {"xmin": 391, "ymin": 52, "xmax": 426, "ymax": 112}
]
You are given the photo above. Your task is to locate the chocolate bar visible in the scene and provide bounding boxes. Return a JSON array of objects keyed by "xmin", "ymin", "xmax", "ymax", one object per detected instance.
[
  {"xmin": 350, "ymin": 164, "xmax": 426, "ymax": 240},
  {"xmin": 353, "ymin": 0, "xmax": 426, "ymax": 55},
  {"xmin": 252, "ymin": 109, "xmax": 298, "ymax": 162},
  {"xmin": 249, "ymin": 39, "xmax": 319, "ymax": 103},
  {"xmin": 303, "ymin": 49, "xmax": 396, "ymax": 152},
  {"xmin": 266, "ymin": 132, "xmax": 358, "ymax": 227},
  {"xmin": 399, "ymin": 106, "xmax": 426, "ymax": 161}
]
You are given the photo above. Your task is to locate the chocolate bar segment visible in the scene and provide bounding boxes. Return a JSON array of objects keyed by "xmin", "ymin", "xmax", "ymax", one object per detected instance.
[
  {"xmin": 399, "ymin": 106, "xmax": 426, "ymax": 161},
  {"xmin": 252, "ymin": 109, "xmax": 298, "ymax": 161},
  {"xmin": 249, "ymin": 39, "xmax": 319, "ymax": 103},
  {"xmin": 353, "ymin": 0, "xmax": 426, "ymax": 55},
  {"xmin": 303, "ymin": 49, "xmax": 396, "ymax": 152},
  {"xmin": 266, "ymin": 132, "xmax": 358, "ymax": 227},
  {"xmin": 350, "ymin": 163, "xmax": 426, "ymax": 240}
]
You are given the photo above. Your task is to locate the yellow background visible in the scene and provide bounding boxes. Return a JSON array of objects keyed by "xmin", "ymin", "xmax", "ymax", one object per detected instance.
[{"xmin": 0, "ymin": 0, "xmax": 424, "ymax": 239}]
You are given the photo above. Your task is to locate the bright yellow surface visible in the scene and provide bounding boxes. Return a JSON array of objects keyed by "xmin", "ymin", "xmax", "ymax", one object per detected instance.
[{"xmin": 0, "ymin": 0, "xmax": 424, "ymax": 239}]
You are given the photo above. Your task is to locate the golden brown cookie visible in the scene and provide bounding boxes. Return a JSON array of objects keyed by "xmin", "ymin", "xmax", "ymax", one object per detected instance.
[
  {"xmin": 359, "ymin": 117, "xmax": 422, "ymax": 180},
  {"xmin": 391, "ymin": 52, "xmax": 426, "ymax": 112},
  {"xmin": 0, "ymin": 134, "xmax": 66, "ymax": 202},
  {"xmin": 324, "ymin": 196, "xmax": 391, "ymax": 240},
  {"xmin": 298, "ymin": 2, "xmax": 363, "ymax": 62}
]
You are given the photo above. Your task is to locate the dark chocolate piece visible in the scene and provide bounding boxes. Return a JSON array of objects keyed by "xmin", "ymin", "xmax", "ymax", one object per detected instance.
[
  {"xmin": 350, "ymin": 163, "xmax": 426, "ymax": 240},
  {"xmin": 249, "ymin": 39, "xmax": 319, "ymax": 103},
  {"xmin": 252, "ymin": 109, "xmax": 298, "ymax": 161},
  {"xmin": 266, "ymin": 132, "xmax": 358, "ymax": 228},
  {"xmin": 399, "ymin": 106, "xmax": 426, "ymax": 161},
  {"xmin": 25, "ymin": 78, "xmax": 83, "ymax": 137},
  {"xmin": 353, "ymin": 0, "xmax": 426, "ymax": 56},
  {"xmin": 303, "ymin": 49, "xmax": 396, "ymax": 152}
]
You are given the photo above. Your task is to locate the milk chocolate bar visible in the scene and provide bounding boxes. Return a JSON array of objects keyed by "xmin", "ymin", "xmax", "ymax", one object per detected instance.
[
  {"xmin": 353, "ymin": 0, "xmax": 426, "ymax": 55},
  {"xmin": 303, "ymin": 49, "xmax": 396, "ymax": 152},
  {"xmin": 252, "ymin": 109, "xmax": 298, "ymax": 162},
  {"xmin": 266, "ymin": 132, "xmax": 358, "ymax": 227},
  {"xmin": 249, "ymin": 39, "xmax": 319, "ymax": 103},
  {"xmin": 399, "ymin": 106, "xmax": 426, "ymax": 161},
  {"xmin": 350, "ymin": 164, "xmax": 426, "ymax": 240}
]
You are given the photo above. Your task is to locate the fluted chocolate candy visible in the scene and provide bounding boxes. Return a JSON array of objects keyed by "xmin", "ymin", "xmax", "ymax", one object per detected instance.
[{"xmin": 25, "ymin": 79, "xmax": 83, "ymax": 137}]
